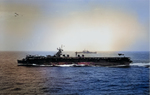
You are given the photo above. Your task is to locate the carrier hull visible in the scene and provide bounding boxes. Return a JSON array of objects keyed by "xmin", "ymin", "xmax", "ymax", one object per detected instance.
[{"xmin": 17, "ymin": 57, "xmax": 132, "ymax": 67}]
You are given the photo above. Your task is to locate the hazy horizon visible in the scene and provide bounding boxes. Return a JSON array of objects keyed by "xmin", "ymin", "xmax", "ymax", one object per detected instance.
[{"xmin": 0, "ymin": 0, "xmax": 149, "ymax": 51}]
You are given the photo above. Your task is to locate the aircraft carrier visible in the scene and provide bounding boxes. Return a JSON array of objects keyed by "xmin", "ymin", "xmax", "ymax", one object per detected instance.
[{"xmin": 17, "ymin": 46, "xmax": 132, "ymax": 67}]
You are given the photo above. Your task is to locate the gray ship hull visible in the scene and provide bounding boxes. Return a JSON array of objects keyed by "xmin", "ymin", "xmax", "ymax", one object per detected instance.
[{"xmin": 17, "ymin": 57, "xmax": 132, "ymax": 67}]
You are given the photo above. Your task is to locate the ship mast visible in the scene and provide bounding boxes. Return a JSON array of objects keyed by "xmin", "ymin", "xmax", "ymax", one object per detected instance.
[{"xmin": 54, "ymin": 45, "xmax": 64, "ymax": 57}]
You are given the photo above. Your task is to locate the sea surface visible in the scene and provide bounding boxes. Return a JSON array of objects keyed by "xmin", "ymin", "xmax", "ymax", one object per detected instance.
[{"xmin": 0, "ymin": 51, "xmax": 149, "ymax": 95}]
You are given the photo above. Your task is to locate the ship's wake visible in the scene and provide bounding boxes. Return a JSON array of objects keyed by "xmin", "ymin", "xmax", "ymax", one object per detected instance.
[
  {"xmin": 18, "ymin": 62, "xmax": 150, "ymax": 68},
  {"xmin": 130, "ymin": 63, "xmax": 150, "ymax": 68}
]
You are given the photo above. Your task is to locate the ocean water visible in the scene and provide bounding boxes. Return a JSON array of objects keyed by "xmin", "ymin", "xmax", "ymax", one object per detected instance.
[{"xmin": 0, "ymin": 51, "xmax": 149, "ymax": 95}]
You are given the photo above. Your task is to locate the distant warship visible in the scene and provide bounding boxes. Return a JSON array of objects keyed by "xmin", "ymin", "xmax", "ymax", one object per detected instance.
[
  {"xmin": 81, "ymin": 49, "xmax": 97, "ymax": 53},
  {"xmin": 17, "ymin": 46, "xmax": 132, "ymax": 67}
]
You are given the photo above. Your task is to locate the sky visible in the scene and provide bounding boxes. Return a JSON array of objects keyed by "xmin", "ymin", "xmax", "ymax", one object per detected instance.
[{"xmin": 0, "ymin": 0, "xmax": 149, "ymax": 51}]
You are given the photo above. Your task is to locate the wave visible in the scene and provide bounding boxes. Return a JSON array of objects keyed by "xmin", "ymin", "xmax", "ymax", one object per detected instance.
[
  {"xmin": 18, "ymin": 64, "xmax": 88, "ymax": 67},
  {"xmin": 18, "ymin": 63, "xmax": 150, "ymax": 68},
  {"xmin": 130, "ymin": 63, "xmax": 150, "ymax": 68}
]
